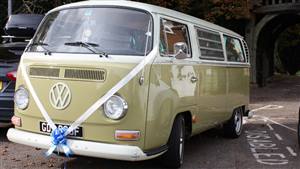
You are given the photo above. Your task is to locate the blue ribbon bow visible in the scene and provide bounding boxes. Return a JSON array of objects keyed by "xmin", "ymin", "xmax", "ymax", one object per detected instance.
[{"xmin": 46, "ymin": 127, "xmax": 72, "ymax": 157}]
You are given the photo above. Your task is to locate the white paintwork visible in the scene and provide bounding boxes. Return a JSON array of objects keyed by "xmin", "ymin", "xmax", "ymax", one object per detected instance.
[
  {"xmin": 254, "ymin": 115, "xmax": 297, "ymax": 133},
  {"xmin": 7, "ymin": 128, "xmax": 164, "ymax": 161},
  {"xmin": 246, "ymin": 130, "xmax": 289, "ymax": 165}
]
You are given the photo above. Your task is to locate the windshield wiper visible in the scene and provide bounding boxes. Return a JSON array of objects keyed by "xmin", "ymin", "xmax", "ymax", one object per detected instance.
[
  {"xmin": 64, "ymin": 41, "xmax": 108, "ymax": 58},
  {"xmin": 27, "ymin": 42, "xmax": 52, "ymax": 55}
]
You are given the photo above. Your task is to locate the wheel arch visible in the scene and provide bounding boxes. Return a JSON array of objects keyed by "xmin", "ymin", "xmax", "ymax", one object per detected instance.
[{"xmin": 171, "ymin": 111, "xmax": 193, "ymax": 140}]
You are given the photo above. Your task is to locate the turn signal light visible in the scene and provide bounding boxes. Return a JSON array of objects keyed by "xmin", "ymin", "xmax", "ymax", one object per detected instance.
[
  {"xmin": 115, "ymin": 130, "xmax": 140, "ymax": 141},
  {"xmin": 6, "ymin": 71, "xmax": 17, "ymax": 81},
  {"xmin": 11, "ymin": 116, "xmax": 21, "ymax": 127}
]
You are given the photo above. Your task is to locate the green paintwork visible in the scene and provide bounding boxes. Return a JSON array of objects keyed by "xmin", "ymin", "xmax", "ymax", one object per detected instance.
[
  {"xmin": 15, "ymin": 55, "xmax": 249, "ymax": 151},
  {"xmin": 143, "ymin": 61, "xmax": 249, "ymax": 150}
]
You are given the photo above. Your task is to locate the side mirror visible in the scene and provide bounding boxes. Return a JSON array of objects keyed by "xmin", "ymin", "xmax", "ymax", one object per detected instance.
[{"xmin": 173, "ymin": 42, "xmax": 188, "ymax": 59}]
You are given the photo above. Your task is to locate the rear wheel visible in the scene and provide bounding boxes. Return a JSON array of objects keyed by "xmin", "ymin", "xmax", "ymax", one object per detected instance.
[
  {"xmin": 223, "ymin": 108, "xmax": 243, "ymax": 138},
  {"xmin": 162, "ymin": 115, "xmax": 185, "ymax": 168}
]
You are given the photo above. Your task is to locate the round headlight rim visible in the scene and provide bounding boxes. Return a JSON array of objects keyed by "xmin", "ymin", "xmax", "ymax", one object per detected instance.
[
  {"xmin": 14, "ymin": 85, "xmax": 30, "ymax": 110},
  {"xmin": 103, "ymin": 95, "xmax": 128, "ymax": 120}
]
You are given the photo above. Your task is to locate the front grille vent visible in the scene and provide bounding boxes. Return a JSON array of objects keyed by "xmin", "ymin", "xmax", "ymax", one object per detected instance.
[
  {"xmin": 64, "ymin": 69, "xmax": 106, "ymax": 81},
  {"xmin": 29, "ymin": 67, "xmax": 60, "ymax": 78}
]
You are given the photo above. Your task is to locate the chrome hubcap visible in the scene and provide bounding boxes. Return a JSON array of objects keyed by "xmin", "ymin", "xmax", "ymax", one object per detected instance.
[{"xmin": 235, "ymin": 111, "xmax": 242, "ymax": 133}]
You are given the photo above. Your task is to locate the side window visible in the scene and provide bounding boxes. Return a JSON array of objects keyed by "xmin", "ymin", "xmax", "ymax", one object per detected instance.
[
  {"xmin": 224, "ymin": 36, "xmax": 246, "ymax": 63},
  {"xmin": 196, "ymin": 27, "xmax": 224, "ymax": 61},
  {"xmin": 160, "ymin": 20, "xmax": 168, "ymax": 55},
  {"xmin": 160, "ymin": 19, "xmax": 191, "ymax": 57}
]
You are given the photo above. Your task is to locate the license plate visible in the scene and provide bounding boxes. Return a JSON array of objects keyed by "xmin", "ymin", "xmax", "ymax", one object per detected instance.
[{"xmin": 39, "ymin": 122, "xmax": 83, "ymax": 138}]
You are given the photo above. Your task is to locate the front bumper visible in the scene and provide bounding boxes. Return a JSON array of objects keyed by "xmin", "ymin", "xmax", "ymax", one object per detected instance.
[{"xmin": 7, "ymin": 128, "xmax": 164, "ymax": 161}]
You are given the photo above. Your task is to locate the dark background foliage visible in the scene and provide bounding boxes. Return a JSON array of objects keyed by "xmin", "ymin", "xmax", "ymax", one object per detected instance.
[
  {"xmin": 0, "ymin": 0, "xmax": 252, "ymax": 36},
  {"xmin": 1, "ymin": 0, "xmax": 298, "ymax": 63}
]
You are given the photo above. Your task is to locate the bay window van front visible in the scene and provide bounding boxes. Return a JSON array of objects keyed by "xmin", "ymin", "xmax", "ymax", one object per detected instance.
[{"xmin": 7, "ymin": 1, "xmax": 250, "ymax": 169}]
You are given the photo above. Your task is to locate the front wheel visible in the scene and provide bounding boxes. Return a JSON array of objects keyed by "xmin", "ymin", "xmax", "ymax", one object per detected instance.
[
  {"xmin": 162, "ymin": 115, "xmax": 185, "ymax": 168},
  {"xmin": 223, "ymin": 108, "xmax": 243, "ymax": 138}
]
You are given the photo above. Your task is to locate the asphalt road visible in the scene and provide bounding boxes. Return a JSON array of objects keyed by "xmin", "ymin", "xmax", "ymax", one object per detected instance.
[{"xmin": 1, "ymin": 75, "xmax": 300, "ymax": 169}]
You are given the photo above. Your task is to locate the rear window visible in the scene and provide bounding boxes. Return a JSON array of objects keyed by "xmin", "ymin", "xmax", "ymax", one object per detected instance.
[
  {"xmin": 224, "ymin": 35, "xmax": 246, "ymax": 63},
  {"xmin": 7, "ymin": 15, "xmax": 44, "ymax": 26}
]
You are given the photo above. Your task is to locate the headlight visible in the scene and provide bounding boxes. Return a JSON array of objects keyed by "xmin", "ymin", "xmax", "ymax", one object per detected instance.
[
  {"xmin": 14, "ymin": 86, "xmax": 29, "ymax": 110},
  {"xmin": 104, "ymin": 95, "xmax": 128, "ymax": 120}
]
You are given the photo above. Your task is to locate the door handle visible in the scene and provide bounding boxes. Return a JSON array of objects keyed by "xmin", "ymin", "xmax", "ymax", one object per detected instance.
[{"xmin": 190, "ymin": 76, "xmax": 198, "ymax": 83}]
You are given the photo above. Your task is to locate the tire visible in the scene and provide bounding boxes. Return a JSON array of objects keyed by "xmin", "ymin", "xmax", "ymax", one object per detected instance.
[
  {"xmin": 223, "ymin": 108, "xmax": 243, "ymax": 138},
  {"xmin": 162, "ymin": 115, "xmax": 185, "ymax": 168}
]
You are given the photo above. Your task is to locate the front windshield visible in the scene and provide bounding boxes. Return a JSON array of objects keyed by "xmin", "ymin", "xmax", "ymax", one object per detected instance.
[{"xmin": 29, "ymin": 8, "xmax": 153, "ymax": 56}]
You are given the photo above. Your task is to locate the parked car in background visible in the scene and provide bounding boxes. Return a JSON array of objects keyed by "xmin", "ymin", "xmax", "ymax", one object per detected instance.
[
  {"xmin": 3, "ymin": 14, "xmax": 44, "ymax": 43},
  {"xmin": 0, "ymin": 14, "xmax": 43, "ymax": 127}
]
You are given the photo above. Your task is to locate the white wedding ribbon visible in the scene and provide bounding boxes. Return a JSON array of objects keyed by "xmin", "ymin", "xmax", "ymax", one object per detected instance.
[{"xmin": 20, "ymin": 20, "xmax": 154, "ymax": 140}]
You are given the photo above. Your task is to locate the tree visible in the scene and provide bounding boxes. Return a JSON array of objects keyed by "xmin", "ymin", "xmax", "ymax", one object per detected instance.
[
  {"xmin": 13, "ymin": 0, "xmax": 81, "ymax": 14},
  {"xmin": 203, "ymin": 0, "xmax": 252, "ymax": 35},
  {"xmin": 135, "ymin": 0, "xmax": 192, "ymax": 14},
  {"xmin": 0, "ymin": 0, "xmax": 253, "ymax": 36},
  {"xmin": 134, "ymin": 0, "xmax": 251, "ymax": 35},
  {"xmin": 205, "ymin": 0, "xmax": 251, "ymax": 22}
]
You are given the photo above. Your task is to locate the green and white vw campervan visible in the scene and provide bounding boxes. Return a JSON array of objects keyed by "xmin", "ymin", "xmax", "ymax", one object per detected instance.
[{"xmin": 7, "ymin": 1, "xmax": 250, "ymax": 168}]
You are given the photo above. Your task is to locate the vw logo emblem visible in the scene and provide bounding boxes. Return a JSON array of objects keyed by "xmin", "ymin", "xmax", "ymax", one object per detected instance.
[{"xmin": 49, "ymin": 83, "xmax": 71, "ymax": 110}]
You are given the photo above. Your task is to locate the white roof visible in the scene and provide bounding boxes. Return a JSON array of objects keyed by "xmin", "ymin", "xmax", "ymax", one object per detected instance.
[{"xmin": 48, "ymin": 0, "xmax": 242, "ymax": 38}]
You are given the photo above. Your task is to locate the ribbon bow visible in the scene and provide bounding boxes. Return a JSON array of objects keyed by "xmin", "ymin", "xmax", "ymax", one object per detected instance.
[{"xmin": 46, "ymin": 127, "xmax": 72, "ymax": 157}]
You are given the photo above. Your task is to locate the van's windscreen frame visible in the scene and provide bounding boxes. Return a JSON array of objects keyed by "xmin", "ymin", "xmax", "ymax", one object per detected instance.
[{"xmin": 28, "ymin": 6, "xmax": 154, "ymax": 56}]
